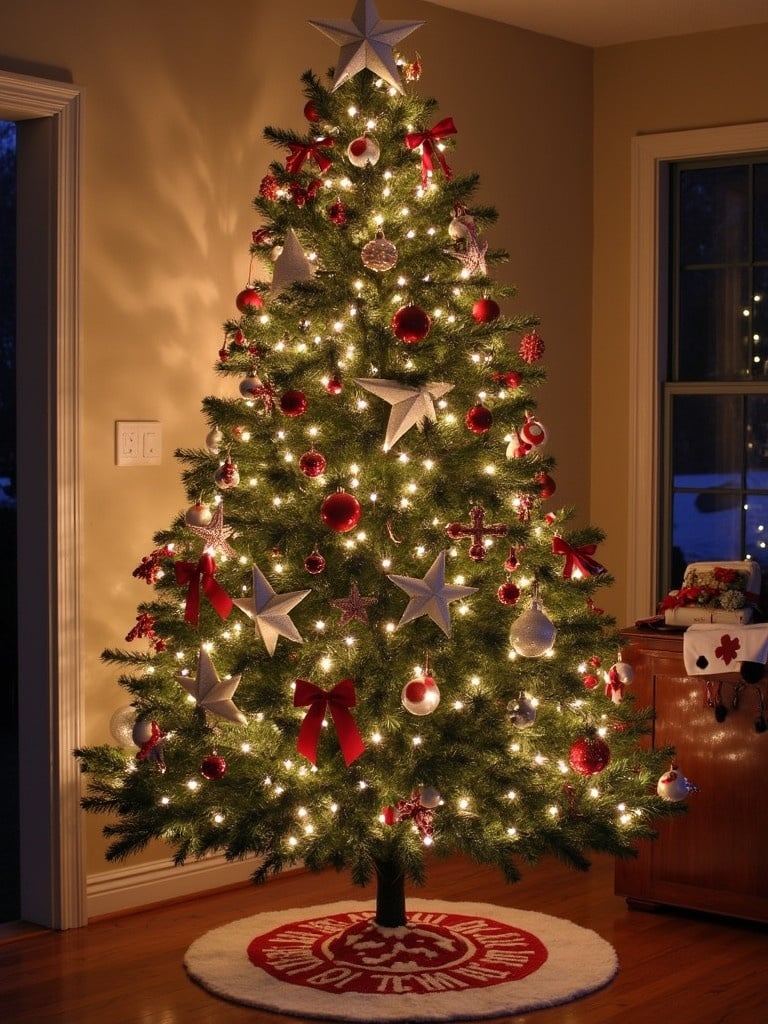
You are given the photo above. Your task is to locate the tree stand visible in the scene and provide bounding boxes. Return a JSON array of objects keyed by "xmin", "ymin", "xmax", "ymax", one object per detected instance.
[{"xmin": 374, "ymin": 859, "xmax": 407, "ymax": 928}]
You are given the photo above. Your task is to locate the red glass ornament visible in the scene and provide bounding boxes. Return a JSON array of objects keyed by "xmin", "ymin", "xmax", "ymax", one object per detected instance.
[
  {"xmin": 495, "ymin": 370, "xmax": 522, "ymax": 389},
  {"xmin": 583, "ymin": 674, "xmax": 600, "ymax": 690},
  {"xmin": 382, "ymin": 805, "xmax": 397, "ymax": 825},
  {"xmin": 325, "ymin": 375, "xmax": 343, "ymax": 395},
  {"xmin": 304, "ymin": 551, "xmax": 327, "ymax": 575},
  {"xmin": 536, "ymin": 472, "xmax": 557, "ymax": 499},
  {"xmin": 472, "ymin": 297, "xmax": 501, "ymax": 323},
  {"xmin": 392, "ymin": 304, "xmax": 431, "ymax": 344},
  {"xmin": 328, "ymin": 201, "xmax": 347, "ymax": 225},
  {"xmin": 200, "ymin": 753, "xmax": 227, "ymax": 781},
  {"xmin": 321, "ymin": 491, "xmax": 362, "ymax": 533},
  {"xmin": 236, "ymin": 287, "xmax": 264, "ymax": 314},
  {"xmin": 568, "ymin": 735, "xmax": 611, "ymax": 776},
  {"xmin": 465, "ymin": 404, "xmax": 493, "ymax": 434},
  {"xmin": 299, "ymin": 450, "xmax": 327, "ymax": 477},
  {"xmin": 303, "ymin": 99, "xmax": 320, "ymax": 122},
  {"xmin": 280, "ymin": 390, "xmax": 308, "ymax": 417},
  {"xmin": 497, "ymin": 582, "xmax": 520, "ymax": 605},
  {"xmin": 504, "ymin": 547, "xmax": 519, "ymax": 572},
  {"xmin": 259, "ymin": 174, "xmax": 279, "ymax": 200}
]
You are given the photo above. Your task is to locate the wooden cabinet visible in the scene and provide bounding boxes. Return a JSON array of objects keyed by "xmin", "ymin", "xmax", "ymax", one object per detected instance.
[{"xmin": 615, "ymin": 627, "xmax": 768, "ymax": 923}]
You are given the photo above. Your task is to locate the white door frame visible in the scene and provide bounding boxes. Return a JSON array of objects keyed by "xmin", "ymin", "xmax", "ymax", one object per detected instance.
[
  {"xmin": 627, "ymin": 121, "xmax": 768, "ymax": 623},
  {"xmin": 0, "ymin": 69, "xmax": 85, "ymax": 929}
]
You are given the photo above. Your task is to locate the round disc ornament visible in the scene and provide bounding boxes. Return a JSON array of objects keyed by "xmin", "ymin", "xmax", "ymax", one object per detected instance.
[
  {"xmin": 568, "ymin": 734, "xmax": 611, "ymax": 776},
  {"xmin": 401, "ymin": 674, "xmax": 441, "ymax": 716},
  {"xmin": 321, "ymin": 491, "xmax": 362, "ymax": 532},
  {"xmin": 510, "ymin": 600, "xmax": 556, "ymax": 657},
  {"xmin": 299, "ymin": 450, "xmax": 327, "ymax": 478},
  {"xmin": 392, "ymin": 304, "xmax": 431, "ymax": 343},
  {"xmin": 235, "ymin": 287, "xmax": 264, "ymax": 314},
  {"xmin": 200, "ymin": 753, "xmax": 227, "ymax": 781},
  {"xmin": 347, "ymin": 135, "xmax": 380, "ymax": 167},
  {"xmin": 361, "ymin": 232, "xmax": 398, "ymax": 272}
]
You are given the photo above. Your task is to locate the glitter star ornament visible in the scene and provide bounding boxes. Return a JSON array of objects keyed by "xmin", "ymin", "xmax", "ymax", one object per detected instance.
[
  {"xmin": 233, "ymin": 565, "xmax": 311, "ymax": 656},
  {"xmin": 176, "ymin": 648, "xmax": 247, "ymax": 724},
  {"xmin": 388, "ymin": 550, "xmax": 478, "ymax": 636},
  {"xmin": 310, "ymin": 0, "xmax": 424, "ymax": 95},
  {"xmin": 354, "ymin": 377, "xmax": 453, "ymax": 450},
  {"xmin": 186, "ymin": 503, "xmax": 238, "ymax": 559},
  {"xmin": 331, "ymin": 582, "xmax": 378, "ymax": 625}
]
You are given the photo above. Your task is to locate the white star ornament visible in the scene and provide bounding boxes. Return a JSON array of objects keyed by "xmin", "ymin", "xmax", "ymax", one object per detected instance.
[
  {"xmin": 388, "ymin": 550, "xmax": 477, "ymax": 636},
  {"xmin": 354, "ymin": 377, "xmax": 453, "ymax": 451},
  {"xmin": 233, "ymin": 565, "xmax": 310, "ymax": 656},
  {"xmin": 272, "ymin": 228, "xmax": 313, "ymax": 293},
  {"xmin": 176, "ymin": 648, "xmax": 247, "ymax": 724},
  {"xmin": 310, "ymin": 0, "xmax": 423, "ymax": 95}
]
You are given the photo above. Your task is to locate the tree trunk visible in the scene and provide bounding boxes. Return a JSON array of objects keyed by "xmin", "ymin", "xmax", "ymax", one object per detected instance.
[{"xmin": 374, "ymin": 859, "xmax": 407, "ymax": 927}]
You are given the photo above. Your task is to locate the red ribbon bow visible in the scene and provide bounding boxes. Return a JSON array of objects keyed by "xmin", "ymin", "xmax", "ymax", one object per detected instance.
[
  {"xmin": 174, "ymin": 553, "xmax": 233, "ymax": 626},
  {"xmin": 552, "ymin": 537, "xmax": 607, "ymax": 579},
  {"xmin": 293, "ymin": 678, "xmax": 365, "ymax": 767},
  {"xmin": 395, "ymin": 792, "xmax": 435, "ymax": 839},
  {"xmin": 285, "ymin": 137, "xmax": 334, "ymax": 176},
  {"xmin": 404, "ymin": 117, "xmax": 457, "ymax": 187}
]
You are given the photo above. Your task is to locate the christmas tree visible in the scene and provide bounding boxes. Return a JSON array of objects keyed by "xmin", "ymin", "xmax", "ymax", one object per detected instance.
[{"xmin": 77, "ymin": 0, "xmax": 684, "ymax": 928}]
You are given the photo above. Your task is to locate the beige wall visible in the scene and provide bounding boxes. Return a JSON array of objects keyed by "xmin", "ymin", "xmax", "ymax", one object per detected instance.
[
  {"xmin": 593, "ymin": 23, "xmax": 768, "ymax": 622},
  {"xmin": 0, "ymin": 1, "xmax": 593, "ymax": 875}
]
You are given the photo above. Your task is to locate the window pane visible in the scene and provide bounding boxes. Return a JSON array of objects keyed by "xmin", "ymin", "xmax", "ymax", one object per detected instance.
[
  {"xmin": 746, "ymin": 393, "xmax": 768, "ymax": 486},
  {"xmin": 745, "ymin": 498, "xmax": 768, "ymax": 574},
  {"xmin": 672, "ymin": 394, "xmax": 742, "ymax": 481},
  {"xmin": 754, "ymin": 266, "xmax": 768, "ymax": 371},
  {"xmin": 671, "ymin": 489, "xmax": 742, "ymax": 570},
  {"xmin": 679, "ymin": 165, "xmax": 748, "ymax": 265},
  {"xmin": 754, "ymin": 163, "xmax": 768, "ymax": 261},
  {"xmin": 678, "ymin": 267, "xmax": 750, "ymax": 380}
]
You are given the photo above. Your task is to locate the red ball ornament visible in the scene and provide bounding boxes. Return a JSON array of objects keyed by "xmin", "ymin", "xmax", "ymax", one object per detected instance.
[
  {"xmin": 328, "ymin": 200, "xmax": 347, "ymax": 226},
  {"xmin": 392, "ymin": 304, "xmax": 431, "ymax": 344},
  {"xmin": 304, "ymin": 551, "xmax": 327, "ymax": 575},
  {"xmin": 303, "ymin": 99, "xmax": 321, "ymax": 122},
  {"xmin": 325, "ymin": 375, "xmax": 343, "ymax": 395},
  {"xmin": 321, "ymin": 491, "xmax": 362, "ymax": 533},
  {"xmin": 583, "ymin": 674, "xmax": 600, "ymax": 690},
  {"xmin": 280, "ymin": 390, "xmax": 308, "ymax": 417},
  {"xmin": 299, "ymin": 450, "xmax": 327, "ymax": 477},
  {"xmin": 465, "ymin": 404, "xmax": 493, "ymax": 434},
  {"xmin": 536, "ymin": 472, "xmax": 557, "ymax": 499},
  {"xmin": 568, "ymin": 734, "xmax": 611, "ymax": 776},
  {"xmin": 495, "ymin": 371, "xmax": 522, "ymax": 389},
  {"xmin": 472, "ymin": 297, "xmax": 501, "ymax": 323},
  {"xmin": 497, "ymin": 582, "xmax": 521, "ymax": 605},
  {"xmin": 200, "ymin": 753, "xmax": 227, "ymax": 781},
  {"xmin": 236, "ymin": 287, "xmax": 264, "ymax": 314}
]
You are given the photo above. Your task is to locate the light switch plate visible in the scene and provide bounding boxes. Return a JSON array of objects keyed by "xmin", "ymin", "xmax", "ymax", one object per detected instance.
[{"xmin": 116, "ymin": 421, "xmax": 162, "ymax": 466}]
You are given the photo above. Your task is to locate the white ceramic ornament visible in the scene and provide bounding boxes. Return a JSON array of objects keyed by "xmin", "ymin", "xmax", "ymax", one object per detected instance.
[
  {"xmin": 509, "ymin": 600, "xmax": 557, "ymax": 657},
  {"xmin": 205, "ymin": 426, "xmax": 224, "ymax": 454},
  {"xmin": 401, "ymin": 674, "xmax": 441, "ymax": 715},
  {"xmin": 607, "ymin": 661, "xmax": 634, "ymax": 686},
  {"xmin": 519, "ymin": 415, "xmax": 547, "ymax": 449},
  {"xmin": 347, "ymin": 135, "xmax": 380, "ymax": 167},
  {"xmin": 657, "ymin": 765, "xmax": 695, "ymax": 802}
]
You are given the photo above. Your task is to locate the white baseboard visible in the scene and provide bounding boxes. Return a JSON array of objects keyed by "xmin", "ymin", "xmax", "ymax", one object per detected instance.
[{"xmin": 86, "ymin": 853, "xmax": 263, "ymax": 919}]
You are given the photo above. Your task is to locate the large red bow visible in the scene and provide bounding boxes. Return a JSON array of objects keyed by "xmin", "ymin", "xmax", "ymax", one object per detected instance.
[
  {"xmin": 294, "ymin": 677, "xmax": 365, "ymax": 767},
  {"xmin": 285, "ymin": 137, "xmax": 334, "ymax": 176},
  {"xmin": 404, "ymin": 117, "xmax": 457, "ymax": 187},
  {"xmin": 552, "ymin": 537, "xmax": 607, "ymax": 579},
  {"xmin": 174, "ymin": 553, "xmax": 233, "ymax": 626}
]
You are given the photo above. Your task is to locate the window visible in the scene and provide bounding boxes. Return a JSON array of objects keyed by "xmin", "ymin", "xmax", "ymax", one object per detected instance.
[{"xmin": 661, "ymin": 156, "xmax": 768, "ymax": 595}]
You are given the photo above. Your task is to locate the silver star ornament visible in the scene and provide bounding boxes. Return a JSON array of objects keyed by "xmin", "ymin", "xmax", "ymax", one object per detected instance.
[
  {"xmin": 388, "ymin": 550, "xmax": 478, "ymax": 636},
  {"xmin": 186, "ymin": 503, "xmax": 238, "ymax": 559},
  {"xmin": 233, "ymin": 565, "xmax": 310, "ymax": 656},
  {"xmin": 176, "ymin": 648, "xmax": 247, "ymax": 724},
  {"xmin": 310, "ymin": 0, "xmax": 424, "ymax": 95},
  {"xmin": 354, "ymin": 377, "xmax": 454, "ymax": 450}
]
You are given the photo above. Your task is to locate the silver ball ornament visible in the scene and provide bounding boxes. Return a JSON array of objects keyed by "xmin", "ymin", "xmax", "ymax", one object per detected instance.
[
  {"xmin": 509, "ymin": 601, "xmax": 557, "ymax": 657},
  {"xmin": 184, "ymin": 502, "xmax": 213, "ymax": 527},
  {"xmin": 506, "ymin": 693, "xmax": 537, "ymax": 729},
  {"xmin": 205, "ymin": 426, "xmax": 224, "ymax": 455},
  {"xmin": 418, "ymin": 785, "xmax": 441, "ymax": 809},
  {"xmin": 109, "ymin": 705, "xmax": 137, "ymax": 748}
]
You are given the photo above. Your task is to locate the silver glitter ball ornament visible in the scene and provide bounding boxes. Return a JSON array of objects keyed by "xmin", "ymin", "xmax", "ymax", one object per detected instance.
[{"xmin": 509, "ymin": 600, "xmax": 557, "ymax": 657}]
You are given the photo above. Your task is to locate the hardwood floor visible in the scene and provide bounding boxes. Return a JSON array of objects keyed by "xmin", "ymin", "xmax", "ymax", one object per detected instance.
[{"xmin": 1, "ymin": 852, "xmax": 765, "ymax": 1023}]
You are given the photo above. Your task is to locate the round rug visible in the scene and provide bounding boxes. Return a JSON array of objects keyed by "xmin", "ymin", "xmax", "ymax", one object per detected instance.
[{"xmin": 184, "ymin": 899, "xmax": 618, "ymax": 1021}]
